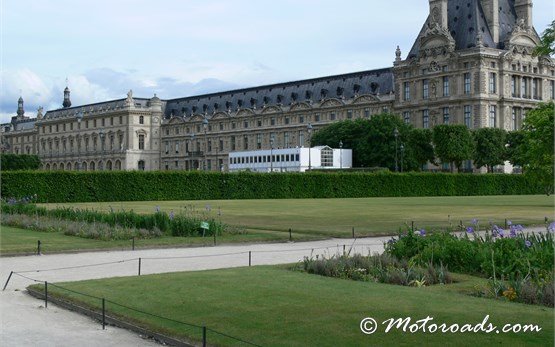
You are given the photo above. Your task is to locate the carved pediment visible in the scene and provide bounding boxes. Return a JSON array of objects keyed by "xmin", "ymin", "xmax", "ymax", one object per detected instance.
[
  {"xmin": 189, "ymin": 114, "xmax": 205, "ymax": 122},
  {"xmin": 237, "ymin": 109, "xmax": 255, "ymax": 117},
  {"xmin": 320, "ymin": 98, "xmax": 343, "ymax": 108},
  {"xmin": 261, "ymin": 105, "xmax": 282, "ymax": 114},
  {"xmin": 211, "ymin": 111, "xmax": 229, "ymax": 120},
  {"xmin": 290, "ymin": 102, "xmax": 311, "ymax": 111},
  {"xmin": 352, "ymin": 94, "xmax": 380, "ymax": 105},
  {"xmin": 168, "ymin": 117, "xmax": 184, "ymax": 124},
  {"xmin": 505, "ymin": 20, "xmax": 540, "ymax": 50}
]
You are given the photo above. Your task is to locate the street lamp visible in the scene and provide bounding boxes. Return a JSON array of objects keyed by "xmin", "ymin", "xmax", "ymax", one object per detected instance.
[
  {"xmin": 400, "ymin": 143, "xmax": 405, "ymax": 173},
  {"xmin": 75, "ymin": 111, "xmax": 83, "ymax": 171},
  {"xmin": 270, "ymin": 138, "xmax": 274, "ymax": 172},
  {"xmin": 307, "ymin": 123, "xmax": 313, "ymax": 171},
  {"xmin": 202, "ymin": 118, "xmax": 208, "ymax": 171},
  {"xmin": 393, "ymin": 127, "xmax": 399, "ymax": 172},
  {"xmin": 339, "ymin": 140, "xmax": 343, "ymax": 170}
]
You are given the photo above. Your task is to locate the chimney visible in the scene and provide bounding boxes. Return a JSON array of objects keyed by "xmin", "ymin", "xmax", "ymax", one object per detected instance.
[
  {"xmin": 429, "ymin": 0, "xmax": 448, "ymax": 30},
  {"xmin": 481, "ymin": 0, "xmax": 499, "ymax": 44},
  {"xmin": 515, "ymin": 0, "xmax": 533, "ymax": 27}
]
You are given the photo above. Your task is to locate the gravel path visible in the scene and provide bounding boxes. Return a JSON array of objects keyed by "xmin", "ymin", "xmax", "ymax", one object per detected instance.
[{"xmin": 0, "ymin": 237, "xmax": 388, "ymax": 347}]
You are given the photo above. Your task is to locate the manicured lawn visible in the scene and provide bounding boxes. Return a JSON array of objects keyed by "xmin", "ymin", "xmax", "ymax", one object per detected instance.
[
  {"xmin": 0, "ymin": 225, "xmax": 318, "ymax": 255},
  {"xmin": 34, "ymin": 266, "xmax": 554, "ymax": 346},
  {"xmin": 42, "ymin": 195, "xmax": 555, "ymax": 237}
]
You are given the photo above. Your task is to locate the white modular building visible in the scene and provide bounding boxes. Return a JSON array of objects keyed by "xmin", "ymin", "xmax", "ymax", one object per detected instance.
[{"xmin": 229, "ymin": 146, "xmax": 352, "ymax": 172}]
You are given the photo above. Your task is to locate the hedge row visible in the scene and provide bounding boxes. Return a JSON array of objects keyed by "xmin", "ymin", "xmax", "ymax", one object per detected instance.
[
  {"xmin": 0, "ymin": 171, "xmax": 545, "ymax": 203},
  {"xmin": 1, "ymin": 154, "xmax": 41, "ymax": 171}
]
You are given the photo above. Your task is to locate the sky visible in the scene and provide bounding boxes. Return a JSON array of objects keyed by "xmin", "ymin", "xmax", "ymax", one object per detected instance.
[{"xmin": 1, "ymin": 0, "xmax": 553, "ymax": 123}]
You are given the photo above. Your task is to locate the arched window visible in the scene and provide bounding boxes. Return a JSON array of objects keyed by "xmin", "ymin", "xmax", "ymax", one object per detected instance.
[
  {"xmin": 52, "ymin": 163, "xmax": 58, "ymax": 170},
  {"xmin": 82, "ymin": 162, "xmax": 88, "ymax": 171},
  {"xmin": 45, "ymin": 163, "xmax": 51, "ymax": 170},
  {"xmin": 67, "ymin": 162, "xmax": 72, "ymax": 171},
  {"xmin": 90, "ymin": 161, "xmax": 96, "ymax": 171},
  {"xmin": 98, "ymin": 161, "xmax": 104, "ymax": 171},
  {"xmin": 60, "ymin": 163, "xmax": 65, "ymax": 171},
  {"xmin": 115, "ymin": 160, "xmax": 121, "ymax": 170},
  {"xmin": 106, "ymin": 160, "xmax": 112, "ymax": 170}
]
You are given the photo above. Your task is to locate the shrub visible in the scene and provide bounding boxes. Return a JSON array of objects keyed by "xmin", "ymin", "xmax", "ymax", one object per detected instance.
[
  {"xmin": 0, "ymin": 154, "xmax": 41, "ymax": 171},
  {"xmin": 1, "ymin": 171, "xmax": 547, "ymax": 203}
]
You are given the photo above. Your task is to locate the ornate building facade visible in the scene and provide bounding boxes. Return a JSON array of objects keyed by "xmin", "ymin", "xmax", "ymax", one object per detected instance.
[{"xmin": 2, "ymin": 0, "xmax": 553, "ymax": 172}]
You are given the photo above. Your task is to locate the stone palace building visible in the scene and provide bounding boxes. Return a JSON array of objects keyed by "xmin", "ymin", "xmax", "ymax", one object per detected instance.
[{"xmin": 2, "ymin": 0, "xmax": 553, "ymax": 172}]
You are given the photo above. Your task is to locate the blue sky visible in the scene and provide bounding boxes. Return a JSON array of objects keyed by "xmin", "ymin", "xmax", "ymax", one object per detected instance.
[{"xmin": 1, "ymin": 0, "xmax": 553, "ymax": 123}]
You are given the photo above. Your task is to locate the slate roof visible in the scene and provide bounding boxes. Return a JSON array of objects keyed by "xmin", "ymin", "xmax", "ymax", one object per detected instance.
[
  {"xmin": 408, "ymin": 0, "xmax": 521, "ymax": 58},
  {"xmin": 43, "ymin": 98, "xmax": 152, "ymax": 120},
  {"xmin": 163, "ymin": 68, "xmax": 394, "ymax": 118}
]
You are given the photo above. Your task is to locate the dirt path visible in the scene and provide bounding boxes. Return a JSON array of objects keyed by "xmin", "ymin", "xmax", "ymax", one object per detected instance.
[{"xmin": 0, "ymin": 237, "xmax": 388, "ymax": 346}]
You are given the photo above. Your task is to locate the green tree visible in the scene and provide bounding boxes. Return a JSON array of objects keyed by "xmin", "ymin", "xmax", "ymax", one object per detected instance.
[
  {"xmin": 505, "ymin": 130, "xmax": 527, "ymax": 172},
  {"xmin": 311, "ymin": 114, "xmax": 418, "ymax": 171},
  {"xmin": 533, "ymin": 20, "xmax": 554, "ymax": 57},
  {"xmin": 432, "ymin": 125, "xmax": 474, "ymax": 173},
  {"xmin": 522, "ymin": 102, "xmax": 554, "ymax": 194},
  {"xmin": 0, "ymin": 154, "xmax": 41, "ymax": 171},
  {"xmin": 407, "ymin": 128, "xmax": 435, "ymax": 169},
  {"xmin": 472, "ymin": 128, "xmax": 507, "ymax": 173}
]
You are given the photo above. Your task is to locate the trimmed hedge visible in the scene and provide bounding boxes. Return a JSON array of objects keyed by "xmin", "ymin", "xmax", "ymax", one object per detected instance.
[{"xmin": 0, "ymin": 171, "xmax": 546, "ymax": 203}]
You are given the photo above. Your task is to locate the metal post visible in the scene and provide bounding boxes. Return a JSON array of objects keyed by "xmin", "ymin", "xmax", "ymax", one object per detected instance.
[
  {"xmin": 343, "ymin": 244, "xmax": 346, "ymax": 255},
  {"xmin": 504, "ymin": 219, "xmax": 507, "ymax": 229},
  {"xmin": 3, "ymin": 271, "xmax": 13, "ymax": 291},
  {"xmin": 37, "ymin": 240, "xmax": 41, "ymax": 255},
  {"xmin": 411, "ymin": 221, "xmax": 415, "ymax": 232},
  {"xmin": 102, "ymin": 298, "xmax": 106, "ymax": 330},
  {"xmin": 44, "ymin": 281, "xmax": 48, "ymax": 308},
  {"xmin": 213, "ymin": 232, "xmax": 216, "ymax": 246},
  {"xmin": 394, "ymin": 128, "xmax": 399, "ymax": 172},
  {"xmin": 132, "ymin": 237, "xmax": 135, "ymax": 251},
  {"xmin": 352, "ymin": 227, "xmax": 355, "ymax": 238},
  {"xmin": 202, "ymin": 326, "xmax": 207, "ymax": 347},
  {"xmin": 138, "ymin": 258, "xmax": 141, "ymax": 276},
  {"xmin": 249, "ymin": 251, "xmax": 252, "ymax": 267},
  {"xmin": 289, "ymin": 228, "xmax": 292, "ymax": 241}
]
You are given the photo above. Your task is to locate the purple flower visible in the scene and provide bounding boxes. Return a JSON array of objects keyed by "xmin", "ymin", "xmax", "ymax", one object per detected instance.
[
  {"xmin": 515, "ymin": 224, "xmax": 524, "ymax": 232},
  {"xmin": 466, "ymin": 226, "xmax": 474, "ymax": 234},
  {"xmin": 509, "ymin": 227, "xmax": 517, "ymax": 238},
  {"xmin": 548, "ymin": 222, "xmax": 555, "ymax": 233},
  {"xmin": 471, "ymin": 219, "xmax": 478, "ymax": 225},
  {"xmin": 418, "ymin": 229, "xmax": 426, "ymax": 236},
  {"xmin": 507, "ymin": 220, "xmax": 512, "ymax": 226},
  {"xmin": 525, "ymin": 240, "xmax": 532, "ymax": 248},
  {"xmin": 169, "ymin": 211, "xmax": 174, "ymax": 220}
]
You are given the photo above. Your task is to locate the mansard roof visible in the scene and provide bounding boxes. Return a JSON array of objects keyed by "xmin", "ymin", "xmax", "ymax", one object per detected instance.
[
  {"xmin": 43, "ymin": 98, "xmax": 152, "ymax": 120},
  {"xmin": 408, "ymin": 0, "xmax": 524, "ymax": 59},
  {"xmin": 163, "ymin": 68, "xmax": 394, "ymax": 118}
]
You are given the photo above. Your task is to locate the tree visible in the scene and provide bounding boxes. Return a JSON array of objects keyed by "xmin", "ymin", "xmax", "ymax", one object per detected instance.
[
  {"xmin": 407, "ymin": 128, "xmax": 435, "ymax": 169},
  {"xmin": 472, "ymin": 128, "xmax": 507, "ymax": 173},
  {"xmin": 505, "ymin": 130, "xmax": 527, "ymax": 171},
  {"xmin": 533, "ymin": 20, "xmax": 554, "ymax": 57},
  {"xmin": 432, "ymin": 125, "xmax": 474, "ymax": 172},
  {"xmin": 522, "ymin": 102, "xmax": 554, "ymax": 194},
  {"xmin": 311, "ymin": 114, "xmax": 419, "ymax": 171},
  {"xmin": 0, "ymin": 154, "xmax": 41, "ymax": 171}
]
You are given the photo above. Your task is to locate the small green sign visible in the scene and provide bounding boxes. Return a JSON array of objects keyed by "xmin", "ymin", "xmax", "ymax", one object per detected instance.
[{"xmin": 200, "ymin": 221, "xmax": 210, "ymax": 230}]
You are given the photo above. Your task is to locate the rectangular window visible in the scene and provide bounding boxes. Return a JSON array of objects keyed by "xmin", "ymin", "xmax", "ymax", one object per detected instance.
[
  {"xmin": 299, "ymin": 115, "xmax": 305, "ymax": 123},
  {"xmin": 489, "ymin": 73, "xmax": 497, "ymax": 93},
  {"xmin": 208, "ymin": 140, "xmax": 212, "ymax": 152},
  {"xmin": 512, "ymin": 108, "xmax": 518, "ymax": 130},
  {"xmin": 330, "ymin": 113, "xmax": 336, "ymax": 120},
  {"xmin": 285, "ymin": 117, "xmax": 290, "ymax": 125},
  {"xmin": 175, "ymin": 141, "xmax": 179, "ymax": 153},
  {"xmin": 464, "ymin": 105, "xmax": 472, "ymax": 128},
  {"xmin": 110, "ymin": 117, "xmax": 114, "ymax": 126},
  {"xmin": 139, "ymin": 135, "xmax": 145, "ymax": 150},
  {"xmin": 231, "ymin": 136, "xmax": 236, "ymax": 151},
  {"xmin": 423, "ymin": 79, "xmax": 429, "ymax": 99},
  {"xmin": 364, "ymin": 108, "xmax": 370, "ymax": 118},
  {"xmin": 244, "ymin": 121, "xmax": 249, "ymax": 128},
  {"xmin": 219, "ymin": 139, "xmax": 223, "ymax": 151},
  {"xmin": 511, "ymin": 76, "xmax": 517, "ymax": 97},
  {"xmin": 257, "ymin": 120, "xmax": 262, "ymax": 127},
  {"xmin": 443, "ymin": 76, "xmax": 449, "ymax": 96},
  {"xmin": 102, "ymin": 118, "xmax": 105, "ymax": 126},
  {"xmin": 423, "ymin": 110, "xmax": 429, "ymax": 129},
  {"xmin": 219, "ymin": 123, "xmax": 224, "ymax": 131},
  {"xmin": 314, "ymin": 114, "xmax": 320, "ymax": 122},
  {"xmin": 270, "ymin": 118, "xmax": 276, "ymax": 126},
  {"xmin": 257, "ymin": 134, "xmax": 262, "ymax": 149},
  {"xmin": 464, "ymin": 73, "xmax": 471, "ymax": 94},
  {"xmin": 443, "ymin": 107, "xmax": 450, "ymax": 124},
  {"xmin": 347, "ymin": 110, "xmax": 353, "ymax": 119},
  {"xmin": 119, "ymin": 116, "xmax": 123, "ymax": 124},
  {"xmin": 94, "ymin": 119, "xmax": 97, "ymax": 127},
  {"xmin": 551, "ymin": 80, "xmax": 555, "ymax": 100},
  {"xmin": 403, "ymin": 82, "xmax": 410, "ymax": 101},
  {"xmin": 284, "ymin": 132, "xmax": 290, "ymax": 148},
  {"xmin": 243, "ymin": 136, "xmax": 248, "ymax": 150},
  {"xmin": 165, "ymin": 141, "xmax": 169, "ymax": 154},
  {"xmin": 521, "ymin": 77, "xmax": 527, "ymax": 98},
  {"xmin": 403, "ymin": 111, "xmax": 410, "ymax": 124},
  {"xmin": 489, "ymin": 105, "xmax": 497, "ymax": 127},
  {"xmin": 532, "ymin": 79, "xmax": 539, "ymax": 99}
]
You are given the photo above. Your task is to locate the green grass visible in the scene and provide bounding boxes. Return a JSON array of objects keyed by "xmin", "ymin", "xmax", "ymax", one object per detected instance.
[
  {"xmin": 0, "ymin": 225, "xmax": 319, "ymax": 255},
  {"xmin": 33, "ymin": 266, "xmax": 554, "ymax": 346},
  {"xmin": 42, "ymin": 195, "xmax": 555, "ymax": 237}
]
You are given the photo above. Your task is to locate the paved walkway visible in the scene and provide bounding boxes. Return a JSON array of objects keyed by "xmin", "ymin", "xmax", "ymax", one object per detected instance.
[{"xmin": 0, "ymin": 237, "xmax": 388, "ymax": 347}]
